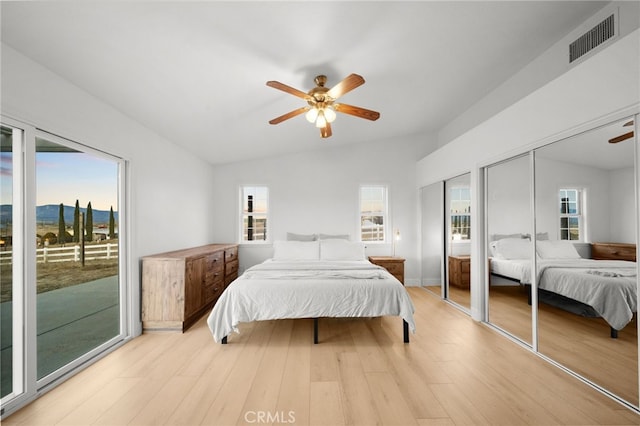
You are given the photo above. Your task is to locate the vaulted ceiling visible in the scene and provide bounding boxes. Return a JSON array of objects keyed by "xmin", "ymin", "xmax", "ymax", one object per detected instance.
[{"xmin": 0, "ymin": 1, "xmax": 608, "ymax": 164}]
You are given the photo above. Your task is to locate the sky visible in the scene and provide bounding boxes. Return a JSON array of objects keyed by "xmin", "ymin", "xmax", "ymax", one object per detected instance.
[{"xmin": 1, "ymin": 151, "xmax": 119, "ymax": 211}]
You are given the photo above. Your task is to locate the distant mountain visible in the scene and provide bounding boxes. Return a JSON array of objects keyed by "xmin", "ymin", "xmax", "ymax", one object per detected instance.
[{"xmin": 0, "ymin": 204, "xmax": 118, "ymax": 224}]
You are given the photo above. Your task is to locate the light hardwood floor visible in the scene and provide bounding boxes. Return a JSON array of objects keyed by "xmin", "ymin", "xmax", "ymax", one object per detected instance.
[{"xmin": 4, "ymin": 287, "xmax": 640, "ymax": 425}]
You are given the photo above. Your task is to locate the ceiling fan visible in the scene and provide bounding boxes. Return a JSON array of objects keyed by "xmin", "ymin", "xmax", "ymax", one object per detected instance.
[
  {"xmin": 608, "ymin": 120, "xmax": 635, "ymax": 144},
  {"xmin": 266, "ymin": 73, "xmax": 380, "ymax": 138}
]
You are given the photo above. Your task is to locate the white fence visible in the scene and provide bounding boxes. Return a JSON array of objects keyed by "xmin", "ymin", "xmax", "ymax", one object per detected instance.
[{"xmin": 0, "ymin": 243, "xmax": 118, "ymax": 265}]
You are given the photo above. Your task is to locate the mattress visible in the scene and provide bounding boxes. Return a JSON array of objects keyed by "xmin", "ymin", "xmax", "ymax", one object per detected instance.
[{"xmin": 490, "ymin": 257, "xmax": 531, "ymax": 282}]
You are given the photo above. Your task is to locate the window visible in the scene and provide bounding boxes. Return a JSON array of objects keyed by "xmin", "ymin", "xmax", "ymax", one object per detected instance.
[
  {"xmin": 241, "ymin": 186, "xmax": 268, "ymax": 242},
  {"xmin": 559, "ymin": 188, "xmax": 582, "ymax": 240},
  {"xmin": 450, "ymin": 186, "xmax": 471, "ymax": 240},
  {"xmin": 360, "ymin": 186, "xmax": 387, "ymax": 242}
]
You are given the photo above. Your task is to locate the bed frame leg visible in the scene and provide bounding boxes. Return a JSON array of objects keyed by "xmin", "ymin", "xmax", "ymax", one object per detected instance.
[
  {"xmin": 403, "ymin": 320, "xmax": 409, "ymax": 343},
  {"xmin": 221, "ymin": 336, "xmax": 227, "ymax": 344},
  {"xmin": 611, "ymin": 327, "xmax": 618, "ymax": 338},
  {"xmin": 313, "ymin": 318, "xmax": 319, "ymax": 344}
]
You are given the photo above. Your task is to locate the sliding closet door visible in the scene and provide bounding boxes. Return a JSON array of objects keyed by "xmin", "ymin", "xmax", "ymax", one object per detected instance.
[
  {"xmin": 444, "ymin": 174, "xmax": 472, "ymax": 310},
  {"xmin": 420, "ymin": 182, "xmax": 444, "ymax": 295},
  {"xmin": 485, "ymin": 154, "xmax": 533, "ymax": 345},
  {"xmin": 534, "ymin": 117, "xmax": 638, "ymax": 407}
]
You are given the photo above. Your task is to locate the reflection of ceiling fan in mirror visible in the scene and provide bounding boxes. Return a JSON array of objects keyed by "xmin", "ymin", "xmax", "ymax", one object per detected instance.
[
  {"xmin": 266, "ymin": 73, "xmax": 380, "ymax": 138},
  {"xmin": 608, "ymin": 120, "xmax": 634, "ymax": 144}
]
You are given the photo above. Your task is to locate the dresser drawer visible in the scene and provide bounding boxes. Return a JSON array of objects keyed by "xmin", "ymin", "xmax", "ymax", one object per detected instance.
[
  {"xmin": 206, "ymin": 251, "xmax": 224, "ymax": 272},
  {"xmin": 225, "ymin": 259, "xmax": 239, "ymax": 277},
  {"xmin": 225, "ymin": 247, "xmax": 238, "ymax": 262}
]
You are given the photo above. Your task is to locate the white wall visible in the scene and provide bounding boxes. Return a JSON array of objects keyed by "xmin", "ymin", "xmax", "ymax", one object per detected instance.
[
  {"xmin": 438, "ymin": 1, "xmax": 640, "ymax": 147},
  {"xmin": 210, "ymin": 135, "xmax": 435, "ymax": 285},
  {"xmin": 420, "ymin": 183, "xmax": 443, "ymax": 285},
  {"xmin": 609, "ymin": 167, "xmax": 636, "ymax": 243},
  {"xmin": 1, "ymin": 44, "xmax": 218, "ymax": 336},
  {"xmin": 486, "ymin": 155, "xmax": 531, "ymax": 237}
]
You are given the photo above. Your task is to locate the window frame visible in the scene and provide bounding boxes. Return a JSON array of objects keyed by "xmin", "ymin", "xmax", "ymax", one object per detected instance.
[
  {"xmin": 358, "ymin": 185, "xmax": 388, "ymax": 244},
  {"xmin": 449, "ymin": 186, "xmax": 471, "ymax": 241},
  {"xmin": 239, "ymin": 185, "xmax": 270, "ymax": 244},
  {"xmin": 558, "ymin": 187, "xmax": 584, "ymax": 241}
]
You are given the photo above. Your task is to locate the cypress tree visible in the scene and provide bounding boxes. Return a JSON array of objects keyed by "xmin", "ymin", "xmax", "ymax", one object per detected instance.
[
  {"xmin": 58, "ymin": 203, "xmax": 66, "ymax": 245},
  {"xmin": 73, "ymin": 200, "xmax": 80, "ymax": 243},
  {"xmin": 86, "ymin": 202, "xmax": 93, "ymax": 242},
  {"xmin": 109, "ymin": 206, "xmax": 116, "ymax": 239}
]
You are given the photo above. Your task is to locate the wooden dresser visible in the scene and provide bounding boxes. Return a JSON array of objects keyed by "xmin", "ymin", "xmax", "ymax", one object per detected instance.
[
  {"xmin": 591, "ymin": 242, "xmax": 636, "ymax": 262},
  {"xmin": 368, "ymin": 256, "xmax": 405, "ymax": 284},
  {"xmin": 448, "ymin": 255, "xmax": 471, "ymax": 289},
  {"xmin": 142, "ymin": 243, "xmax": 239, "ymax": 332}
]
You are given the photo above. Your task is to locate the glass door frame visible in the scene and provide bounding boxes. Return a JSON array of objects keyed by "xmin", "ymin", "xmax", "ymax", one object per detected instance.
[{"xmin": 0, "ymin": 116, "xmax": 130, "ymax": 417}]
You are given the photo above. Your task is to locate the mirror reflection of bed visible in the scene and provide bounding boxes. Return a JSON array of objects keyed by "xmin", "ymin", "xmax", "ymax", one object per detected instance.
[{"xmin": 488, "ymin": 238, "xmax": 638, "ymax": 403}]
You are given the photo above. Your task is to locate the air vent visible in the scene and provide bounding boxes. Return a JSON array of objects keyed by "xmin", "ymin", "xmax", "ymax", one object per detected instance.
[{"xmin": 569, "ymin": 14, "xmax": 615, "ymax": 63}]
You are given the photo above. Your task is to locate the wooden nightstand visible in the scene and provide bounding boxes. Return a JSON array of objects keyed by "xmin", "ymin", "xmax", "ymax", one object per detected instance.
[
  {"xmin": 368, "ymin": 256, "xmax": 405, "ymax": 285},
  {"xmin": 448, "ymin": 255, "xmax": 470, "ymax": 289}
]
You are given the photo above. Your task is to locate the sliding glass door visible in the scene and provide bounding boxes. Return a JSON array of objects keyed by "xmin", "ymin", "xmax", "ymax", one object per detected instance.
[
  {"xmin": 35, "ymin": 133, "xmax": 121, "ymax": 384},
  {"xmin": 1, "ymin": 124, "xmax": 24, "ymax": 401},
  {"xmin": 0, "ymin": 120, "xmax": 127, "ymax": 415}
]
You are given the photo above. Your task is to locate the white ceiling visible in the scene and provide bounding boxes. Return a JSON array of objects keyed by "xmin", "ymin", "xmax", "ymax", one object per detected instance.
[{"xmin": 1, "ymin": 1, "xmax": 608, "ymax": 165}]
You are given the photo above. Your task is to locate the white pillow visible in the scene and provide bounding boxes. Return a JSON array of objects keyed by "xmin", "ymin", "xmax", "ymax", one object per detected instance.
[
  {"xmin": 286, "ymin": 232, "xmax": 317, "ymax": 241},
  {"xmin": 536, "ymin": 240, "xmax": 581, "ymax": 259},
  {"xmin": 273, "ymin": 240, "xmax": 319, "ymax": 260},
  {"xmin": 318, "ymin": 233, "xmax": 350, "ymax": 240},
  {"xmin": 490, "ymin": 233, "xmax": 523, "ymax": 241},
  {"xmin": 320, "ymin": 239, "xmax": 365, "ymax": 261},
  {"xmin": 491, "ymin": 238, "xmax": 532, "ymax": 259}
]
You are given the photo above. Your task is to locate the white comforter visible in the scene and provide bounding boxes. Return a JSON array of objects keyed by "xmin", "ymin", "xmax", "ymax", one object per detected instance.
[
  {"xmin": 207, "ymin": 260, "xmax": 416, "ymax": 343},
  {"xmin": 491, "ymin": 258, "xmax": 637, "ymax": 330},
  {"xmin": 537, "ymin": 259, "xmax": 637, "ymax": 331}
]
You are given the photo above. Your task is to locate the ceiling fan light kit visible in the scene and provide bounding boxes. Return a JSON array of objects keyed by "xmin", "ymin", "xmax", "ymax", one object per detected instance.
[{"xmin": 267, "ymin": 73, "xmax": 380, "ymax": 138}]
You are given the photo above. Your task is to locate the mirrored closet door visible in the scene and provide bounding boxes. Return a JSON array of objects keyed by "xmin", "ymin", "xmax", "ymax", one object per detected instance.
[
  {"xmin": 534, "ymin": 117, "xmax": 638, "ymax": 406},
  {"xmin": 485, "ymin": 154, "xmax": 533, "ymax": 345},
  {"xmin": 420, "ymin": 182, "xmax": 444, "ymax": 295},
  {"xmin": 444, "ymin": 173, "xmax": 472, "ymax": 311}
]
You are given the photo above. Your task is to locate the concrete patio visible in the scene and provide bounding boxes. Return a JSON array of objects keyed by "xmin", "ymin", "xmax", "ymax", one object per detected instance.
[{"xmin": 1, "ymin": 275, "xmax": 119, "ymax": 397}]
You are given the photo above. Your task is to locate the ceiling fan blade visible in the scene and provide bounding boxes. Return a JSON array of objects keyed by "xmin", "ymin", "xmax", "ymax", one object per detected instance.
[
  {"xmin": 320, "ymin": 122, "xmax": 332, "ymax": 138},
  {"xmin": 266, "ymin": 81, "xmax": 311, "ymax": 100},
  {"xmin": 335, "ymin": 103, "xmax": 380, "ymax": 121},
  {"xmin": 327, "ymin": 74, "xmax": 365, "ymax": 99},
  {"xmin": 624, "ymin": 120, "xmax": 634, "ymax": 127},
  {"xmin": 609, "ymin": 131, "xmax": 634, "ymax": 144},
  {"xmin": 268, "ymin": 107, "xmax": 309, "ymax": 125}
]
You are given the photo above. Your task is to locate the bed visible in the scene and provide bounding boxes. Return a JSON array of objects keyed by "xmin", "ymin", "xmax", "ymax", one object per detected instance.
[
  {"xmin": 206, "ymin": 239, "xmax": 416, "ymax": 344},
  {"xmin": 489, "ymin": 238, "xmax": 637, "ymax": 337}
]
